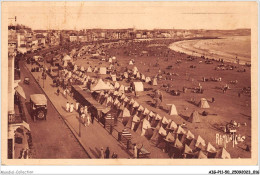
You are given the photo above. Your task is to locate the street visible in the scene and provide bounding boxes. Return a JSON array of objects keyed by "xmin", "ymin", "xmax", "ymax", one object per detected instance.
[{"xmin": 19, "ymin": 60, "xmax": 89, "ymax": 158}]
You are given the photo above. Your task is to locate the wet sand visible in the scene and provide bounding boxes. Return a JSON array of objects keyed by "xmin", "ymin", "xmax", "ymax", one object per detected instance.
[{"xmin": 169, "ymin": 36, "xmax": 251, "ymax": 65}]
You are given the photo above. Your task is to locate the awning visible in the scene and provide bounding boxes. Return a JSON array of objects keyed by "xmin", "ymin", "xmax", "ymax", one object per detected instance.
[{"xmin": 15, "ymin": 85, "xmax": 26, "ymax": 99}]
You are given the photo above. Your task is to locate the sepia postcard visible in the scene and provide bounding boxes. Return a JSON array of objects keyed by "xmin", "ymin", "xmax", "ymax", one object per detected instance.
[{"xmin": 1, "ymin": 1, "xmax": 258, "ymax": 166}]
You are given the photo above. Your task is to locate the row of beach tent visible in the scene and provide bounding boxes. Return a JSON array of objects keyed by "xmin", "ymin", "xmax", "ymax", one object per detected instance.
[{"xmin": 91, "ymin": 86, "xmax": 230, "ymax": 159}]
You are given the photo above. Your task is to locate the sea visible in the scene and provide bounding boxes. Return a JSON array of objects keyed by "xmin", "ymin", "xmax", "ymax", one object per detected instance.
[{"xmin": 169, "ymin": 35, "xmax": 251, "ymax": 65}]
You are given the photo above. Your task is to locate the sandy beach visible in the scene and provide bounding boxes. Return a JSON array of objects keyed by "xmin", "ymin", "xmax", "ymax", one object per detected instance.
[
  {"xmin": 74, "ymin": 38, "xmax": 251, "ymax": 158},
  {"xmin": 169, "ymin": 36, "xmax": 251, "ymax": 65}
]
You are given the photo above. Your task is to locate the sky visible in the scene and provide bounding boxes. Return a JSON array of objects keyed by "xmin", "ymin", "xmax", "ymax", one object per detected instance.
[{"xmin": 3, "ymin": 1, "xmax": 255, "ymax": 30}]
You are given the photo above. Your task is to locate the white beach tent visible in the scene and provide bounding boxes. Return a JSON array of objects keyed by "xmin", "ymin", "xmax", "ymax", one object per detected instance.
[
  {"xmin": 133, "ymin": 66, "xmax": 138, "ymax": 75},
  {"xmin": 129, "ymin": 60, "xmax": 133, "ymax": 65},
  {"xmin": 145, "ymin": 77, "xmax": 151, "ymax": 83},
  {"xmin": 87, "ymin": 67, "xmax": 92, "ymax": 73},
  {"xmin": 199, "ymin": 98, "xmax": 210, "ymax": 108},
  {"xmin": 132, "ymin": 82, "xmax": 144, "ymax": 92},
  {"xmin": 141, "ymin": 118, "xmax": 151, "ymax": 136},
  {"xmin": 167, "ymin": 104, "xmax": 178, "ymax": 116},
  {"xmin": 111, "ymin": 74, "xmax": 117, "ymax": 82},
  {"xmin": 63, "ymin": 55, "xmax": 72, "ymax": 61},
  {"xmin": 90, "ymin": 79, "xmax": 114, "ymax": 91},
  {"xmin": 114, "ymin": 82, "xmax": 120, "ymax": 89},
  {"xmin": 99, "ymin": 67, "xmax": 107, "ymax": 75},
  {"xmin": 152, "ymin": 78, "xmax": 158, "ymax": 86}
]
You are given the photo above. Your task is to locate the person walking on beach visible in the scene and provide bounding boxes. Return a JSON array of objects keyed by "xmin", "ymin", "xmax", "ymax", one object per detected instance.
[
  {"xmin": 63, "ymin": 88, "xmax": 67, "ymax": 98},
  {"xmin": 86, "ymin": 112, "xmax": 91, "ymax": 126},
  {"xmin": 100, "ymin": 147, "xmax": 105, "ymax": 159},
  {"xmin": 91, "ymin": 113, "xmax": 95, "ymax": 124},
  {"xmin": 57, "ymin": 88, "xmax": 60, "ymax": 96},
  {"xmin": 81, "ymin": 113, "xmax": 86, "ymax": 126},
  {"xmin": 75, "ymin": 101, "xmax": 79, "ymax": 112},
  {"xmin": 105, "ymin": 147, "xmax": 110, "ymax": 159},
  {"xmin": 66, "ymin": 102, "xmax": 70, "ymax": 112},
  {"xmin": 133, "ymin": 144, "xmax": 138, "ymax": 158},
  {"xmin": 70, "ymin": 103, "xmax": 74, "ymax": 113}
]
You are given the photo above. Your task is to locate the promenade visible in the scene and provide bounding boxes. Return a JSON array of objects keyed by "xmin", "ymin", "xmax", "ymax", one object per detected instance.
[{"xmin": 24, "ymin": 62, "xmax": 130, "ymax": 159}]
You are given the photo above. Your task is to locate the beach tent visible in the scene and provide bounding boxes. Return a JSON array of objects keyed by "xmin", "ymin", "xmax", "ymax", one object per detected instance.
[
  {"xmin": 183, "ymin": 144, "xmax": 195, "ymax": 158},
  {"xmin": 167, "ymin": 104, "xmax": 178, "ymax": 116},
  {"xmin": 73, "ymin": 65, "xmax": 78, "ymax": 71},
  {"xmin": 152, "ymin": 78, "xmax": 158, "ymax": 86},
  {"xmin": 173, "ymin": 138, "xmax": 183, "ymax": 149},
  {"xmin": 158, "ymin": 126, "xmax": 167, "ymax": 137},
  {"xmin": 111, "ymin": 74, "xmax": 117, "ymax": 82},
  {"xmin": 99, "ymin": 67, "xmax": 107, "ymax": 75},
  {"xmin": 137, "ymin": 105, "xmax": 144, "ymax": 112},
  {"xmin": 132, "ymin": 82, "xmax": 144, "ymax": 92},
  {"xmin": 114, "ymin": 82, "xmax": 120, "ymax": 89},
  {"xmin": 143, "ymin": 108, "xmax": 150, "ymax": 115},
  {"xmin": 113, "ymin": 98, "xmax": 120, "ymax": 107},
  {"xmin": 195, "ymin": 135, "xmax": 206, "ymax": 150},
  {"xmin": 136, "ymin": 72, "xmax": 141, "ymax": 79},
  {"xmin": 141, "ymin": 74, "xmax": 146, "ymax": 81},
  {"xmin": 197, "ymin": 151, "xmax": 208, "ymax": 159},
  {"xmin": 148, "ymin": 111, "xmax": 155, "ymax": 118},
  {"xmin": 133, "ymin": 66, "xmax": 138, "ymax": 75},
  {"xmin": 80, "ymin": 66, "xmax": 85, "ymax": 72},
  {"xmin": 199, "ymin": 98, "xmax": 210, "ymax": 108},
  {"xmin": 147, "ymin": 111, "xmax": 155, "ymax": 122},
  {"xmin": 120, "ymin": 108, "xmax": 131, "ymax": 125},
  {"xmin": 176, "ymin": 125, "xmax": 186, "ymax": 135},
  {"xmin": 186, "ymin": 130, "xmax": 195, "ymax": 140},
  {"xmin": 162, "ymin": 116, "xmax": 169, "ymax": 125},
  {"xmin": 164, "ymin": 132, "xmax": 175, "ymax": 143},
  {"xmin": 167, "ymin": 120, "xmax": 178, "ymax": 131},
  {"xmin": 113, "ymin": 90, "xmax": 119, "ymax": 97},
  {"xmin": 131, "ymin": 115, "xmax": 141, "ymax": 130},
  {"xmin": 183, "ymin": 144, "xmax": 193, "ymax": 155},
  {"xmin": 112, "ymin": 56, "xmax": 116, "ymax": 60},
  {"xmin": 63, "ymin": 55, "xmax": 72, "ymax": 61},
  {"xmin": 145, "ymin": 77, "xmax": 151, "ymax": 83},
  {"xmin": 219, "ymin": 148, "xmax": 231, "ymax": 159},
  {"xmin": 206, "ymin": 142, "xmax": 217, "ymax": 153},
  {"xmin": 63, "ymin": 60, "xmax": 68, "ymax": 67},
  {"xmin": 155, "ymin": 114, "xmax": 162, "ymax": 121},
  {"xmin": 87, "ymin": 67, "xmax": 92, "ymax": 73},
  {"xmin": 129, "ymin": 98, "xmax": 135, "ymax": 105},
  {"xmin": 129, "ymin": 60, "xmax": 133, "ymax": 65},
  {"xmin": 123, "ymin": 72, "xmax": 129, "ymax": 79},
  {"xmin": 120, "ymin": 93, "xmax": 126, "ymax": 101},
  {"xmin": 141, "ymin": 118, "xmax": 151, "ymax": 136},
  {"xmin": 90, "ymin": 79, "xmax": 114, "ymax": 91},
  {"xmin": 118, "ymin": 85, "xmax": 125, "ymax": 93},
  {"xmin": 123, "ymin": 97, "xmax": 129, "ymax": 103},
  {"xmin": 188, "ymin": 110, "xmax": 200, "ymax": 123},
  {"xmin": 132, "ymin": 101, "xmax": 139, "ymax": 108}
]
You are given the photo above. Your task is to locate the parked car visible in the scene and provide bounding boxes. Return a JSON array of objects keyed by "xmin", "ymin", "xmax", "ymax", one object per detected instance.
[{"xmin": 29, "ymin": 94, "xmax": 47, "ymax": 121}]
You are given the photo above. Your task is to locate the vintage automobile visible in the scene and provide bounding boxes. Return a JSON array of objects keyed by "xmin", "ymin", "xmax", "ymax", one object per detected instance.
[
  {"xmin": 24, "ymin": 77, "xmax": 30, "ymax": 85},
  {"xmin": 29, "ymin": 94, "xmax": 47, "ymax": 121}
]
